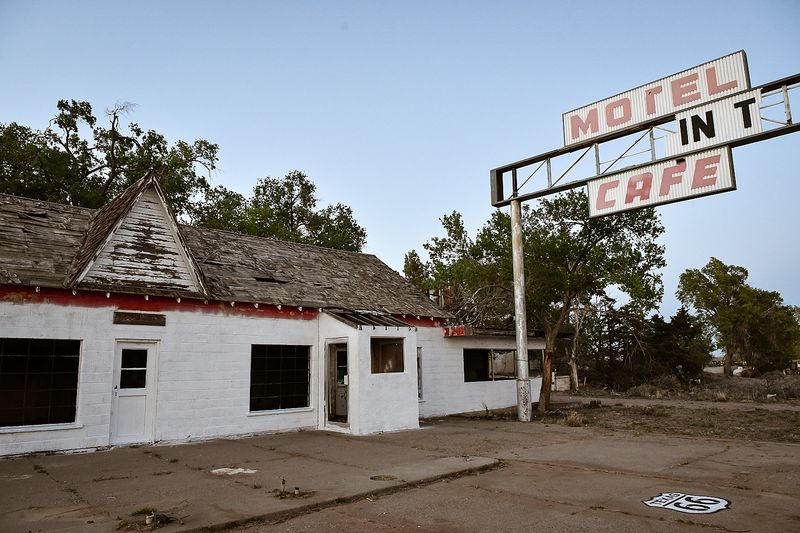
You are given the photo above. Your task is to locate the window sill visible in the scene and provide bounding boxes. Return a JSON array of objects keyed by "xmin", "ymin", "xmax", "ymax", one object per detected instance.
[
  {"xmin": 248, "ymin": 407, "xmax": 314, "ymax": 417},
  {"xmin": 0, "ymin": 422, "xmax": 83, "ymax": 434}
]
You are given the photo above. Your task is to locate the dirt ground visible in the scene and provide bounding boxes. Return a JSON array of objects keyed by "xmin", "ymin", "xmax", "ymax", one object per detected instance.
[
  {"xmin": 560, "ymin": 404, "xmax": 800, "ymax": 443},
  {"xmin": 459, "ymin": 399, "xmax": 800, "ymax": 444},
  {"xmin": 574, "ymin": 373, "xmax": 800, "ymax": 404}
]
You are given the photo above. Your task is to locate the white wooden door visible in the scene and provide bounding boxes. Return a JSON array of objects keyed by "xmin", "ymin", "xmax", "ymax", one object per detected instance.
[{"xmin": 110, "ymin": 342, "xmax": 157, "ymax": 445}]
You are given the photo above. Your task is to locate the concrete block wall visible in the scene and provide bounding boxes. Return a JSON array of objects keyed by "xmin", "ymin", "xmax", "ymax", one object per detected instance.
[
  {"xmin": 354, "ymin": 327, "xmax": 419, "ymax": 435},
  {"xmin": 416, "ymin": 328, "xmax": 544, "ymax": 418},
  {"xmin": 0, "ymin": 300, "xmax": 319, "ymax": 456}
]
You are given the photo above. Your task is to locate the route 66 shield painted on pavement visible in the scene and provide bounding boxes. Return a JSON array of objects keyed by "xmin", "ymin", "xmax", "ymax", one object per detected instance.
[{"xmin": 643, "ymin": 492, "xmax": 730, "ymax": 514}]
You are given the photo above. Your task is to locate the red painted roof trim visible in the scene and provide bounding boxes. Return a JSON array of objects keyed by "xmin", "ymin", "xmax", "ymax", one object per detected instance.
[{"xmin": 0, "ymin": 285, "xmax": 317, "ymax": 320}]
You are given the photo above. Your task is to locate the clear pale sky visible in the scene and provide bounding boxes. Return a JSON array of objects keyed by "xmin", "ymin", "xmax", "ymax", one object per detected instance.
[{"xmin": 1, "ymin": 0, "xmax": 798, "ymax": 315}]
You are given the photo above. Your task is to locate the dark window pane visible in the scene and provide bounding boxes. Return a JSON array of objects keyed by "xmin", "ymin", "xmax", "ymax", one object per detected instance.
[
  {"xmin": 251, "ymin": 345, "xmax": 266, "ymax": 358},
  {"xmin": 29, "ymin": 340, "xmax": 54, "ymax": 356},
  {"xmin": 0, "ymin": 338, "xmax": 80, "ymax": 427},
  {"xmin": 28, "ymin": 356, "xmax": 53, "ymax": 373},
  {"xmin": 53, "ymin": 356, "xmax": 79, "ymax": 373},
  {"xmin": 464, "ymin": 349, "xmax": 490, "ymax": 382},
  {"xmin": 0, "ymin": 372, "xmax": 26, "ymax": 389},
  {"xmin": 120, "ymin": 369, "xmax": 146, "ymax": 388},
  {"xmin": 50, "ymin": 405, "xmax": 76, "ymax": 424},
  {"xmin": 1, "ymin": 356, "xmax": 28, "ymax": 373},
  {"xmin": 121, "ymin": 349, "xmax": 147, "ymax": 369},
  {"xmin": 54, "ymin": 340, "xmax": 80, "ymax": 356},
  {"xmin": 52, "ymin": 372, "xmax": 78, "ymax": 389},
  {"xmin": 28, "ymin": 389, "xmax": 52, "ymax": 408},
  {"xmin": 250, "ymin": 344, "xmax": 310, "ymax": 411},
  {"xmin": 50, "ymin": 389, "xmax": 77, "ymax": 407},
  {"xmin": 0, "ymin": 389, "xmax": 25, "ymax": 405},
  {"xmin": 0, "ymin": 408, "xmax": 24, "ymax": 426},
  {"xmin": 24, "ymin": 407, "xmax": 50, "ymax": 425},
  {"xmin": 3, "ymin": 339, "xmax": 29, "ymax": 356}
]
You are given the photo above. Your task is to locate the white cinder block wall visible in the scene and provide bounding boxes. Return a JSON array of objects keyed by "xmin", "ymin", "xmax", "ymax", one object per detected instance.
[
  {"xmin": 355, "ymin": 327, "xmax": 419, "ymax": 435},
  {"xmin": 0, "ymin": 300, "xmax": 319, "ymax": 456},
  {"xmin": 416, "ymin": 327, "xmax": 544, "ymax": 418}
]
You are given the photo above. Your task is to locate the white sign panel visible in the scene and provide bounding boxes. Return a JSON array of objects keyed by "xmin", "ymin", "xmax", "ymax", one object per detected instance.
[
  {"xmin": 563, "ymin": 51, "xmax": 750, "ymax": 147},
  {"xmin": 643, "ymin": 492, "xmax": 730, "ymax": 514},
  {"xmin": 587, "ymin": 147, "xmax": 734, "ymax": 218},
  {"xmin": 665, "ymin": 90, "xmax": 762, "ymax": 156}
]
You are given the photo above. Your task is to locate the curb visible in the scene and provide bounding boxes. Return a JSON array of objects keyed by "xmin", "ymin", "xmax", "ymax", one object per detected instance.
[{"xmin": 186, "ymin": 458, "xmax": 502, "ymax": 532}]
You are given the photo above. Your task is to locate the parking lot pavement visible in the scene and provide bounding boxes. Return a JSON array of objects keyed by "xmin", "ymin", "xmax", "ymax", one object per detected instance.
[
  {"xmin": 253, "ymin": 418, "xmax": 800, "ymax": 532},
  {"xmin": 2, "ymin": 417, "xmax": 799, "ymax": 532},
  {"xmin": 0, "ymin": 429, "xmax": 496, "ymax": 532}
]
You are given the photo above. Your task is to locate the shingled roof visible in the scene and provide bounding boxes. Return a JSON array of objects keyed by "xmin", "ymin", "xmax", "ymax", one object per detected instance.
[{"xmin": 0, "ymin": 190, "xmax": 448, "ymax": 318}]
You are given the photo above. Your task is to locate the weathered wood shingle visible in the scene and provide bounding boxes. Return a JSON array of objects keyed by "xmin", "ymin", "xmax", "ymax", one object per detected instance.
[
  {"xmin": 0, "ymin": 195, "xmax": 93, "ymax": 286},
  {"xmin": 0, "ymin": 190, "xmax": 448, "ymax": 318}
]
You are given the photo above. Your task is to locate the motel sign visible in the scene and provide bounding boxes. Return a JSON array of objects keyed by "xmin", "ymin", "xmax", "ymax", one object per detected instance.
[{"xmin": 490, "ymin": 51, "xmax": 799, "ymax": 422}]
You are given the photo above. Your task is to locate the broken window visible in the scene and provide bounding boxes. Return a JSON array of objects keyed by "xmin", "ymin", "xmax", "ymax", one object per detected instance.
[
  {"xmin": 0, "ymin": 338, "xmax": 81, "ymax": 427},
  {"xmin": 464, "ymin": 349, "xmax": 540, "ymax": 382},
  {"xmin": 250, "ymin": 345, "xmax": 310, "ymax": 411},
  {"xmin": 370, "ymin": 338, "xmax": 404, "ymax": 373}
]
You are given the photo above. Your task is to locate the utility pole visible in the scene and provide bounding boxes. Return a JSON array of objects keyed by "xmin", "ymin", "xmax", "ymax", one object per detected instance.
[{"xmin": 510, "ymin": 196, "xmax": 530, "ymax": 421}]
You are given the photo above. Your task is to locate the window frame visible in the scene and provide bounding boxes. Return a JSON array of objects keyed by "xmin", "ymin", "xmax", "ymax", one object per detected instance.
[
  {"xmin": 370, "ymin": 337, "xmax": 405, "ymax": 374},
  {"xmin": 463, "ymin": 348, "xmax": 543, "ymax": 382},
  {"xmin": 249, "ymin": 344, "xmax": 311, "ymax": 413},
  {"xmin": 0, "ymin": 338, "xmax": 81, "ymax": 428}
]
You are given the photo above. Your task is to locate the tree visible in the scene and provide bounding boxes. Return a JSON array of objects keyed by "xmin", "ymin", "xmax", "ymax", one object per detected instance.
[
  {"xmin": 410, "ymin": 190, "xmax": 665, "ymax": 411},
  {"xmin": 677, "ymin": 258, "xmax": 749, "ymax": 376},
  {"xmin": 0, "ymin": 100, "xmax": 218, "ymax": 219},
  {"xmin": 241, "ymin": 170, "xmax": 367, "ymax": 251},
  {"xmin": 523, "ymin": 189, "xmax": 665, "ymax": 410},
  {"xmin": 416, "ymin": 211, "xmax": 515, "ymax": 328},
  {"xmin": 403, "ymin": 250, "xmax": 429, "ymax": 291},
  {"xmin": 676, "ymin": 257, "xmax": 800, "ymax": 375},
  {"xmin": 576, "ymin": 300, "xmax": 712, "ymax": 389},
  {"xmin": 1, "ymin": 101, "xmax": 368, "ymax": 252}
]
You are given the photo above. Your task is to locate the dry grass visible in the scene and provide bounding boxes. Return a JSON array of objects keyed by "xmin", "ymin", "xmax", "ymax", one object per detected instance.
[
  {"xmin": 563, "ymin": 411, "xmax": 584, "ymax": 427},
  {"xmin": 577, "ymin": 405, "xmax": 800, "ymax": 443}
]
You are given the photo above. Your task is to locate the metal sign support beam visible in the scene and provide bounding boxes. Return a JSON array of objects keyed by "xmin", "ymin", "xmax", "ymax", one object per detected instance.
[{"xmin": 510, "ymin": 193, "xmax": 531, "ymax": 422}]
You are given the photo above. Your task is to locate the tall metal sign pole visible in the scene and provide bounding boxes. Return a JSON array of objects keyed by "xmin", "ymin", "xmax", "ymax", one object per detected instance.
[
  {"xmin": 490, "ymin": 51, "xmax": 798, "ymax": 422},
  {"xmin": 510, "ymin": 194, "xmax": 530, "ymax": 422}
]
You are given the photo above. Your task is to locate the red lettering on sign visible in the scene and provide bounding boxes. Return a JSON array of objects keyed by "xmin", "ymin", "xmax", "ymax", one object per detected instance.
[
  {"xmin": 645, "ymin": 86, "xmax": 663, "ymax": 115},
  {"xmin": 659, "ymin": 162, "xmax": 686, "ymax": 196},
  {"xmin": 605, "ymin": 97, "xmax": 632, "ymax": 127},
  {"xmin": 706, "ymin": 66, "xmax": 738, "ymax": 95},
  {"xmin": 691, "ymin": 155, "xmax": 721, "ymax": 189},
  {"xmin": 625, "ymin": 173, "xmax": 653, "ymax": 204},
  {"xmin": 596, "ymin": 180, "xmax": 619, "ymax": 210},
  {"xmin": 671, "ymin": 73, "xmax": 701, "ymax": 106},
  {"xmin": 570, "ymin": 109, "xmax": 599, "ymax": 140}
]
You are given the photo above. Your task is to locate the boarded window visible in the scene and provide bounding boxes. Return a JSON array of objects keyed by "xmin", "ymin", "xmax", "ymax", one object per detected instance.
[
  {"xmin": 371, "ymin": 338, "xmax": 404, "ymax": 373},
  {"xmin": 250, "ymin": 345, "xmax": 310, "ymax": 411},
  {"xmin": 464, "ymin": 349, "xmax": 538, "ymax": 382},
  {"xmin": 0, "ymin": 338, "xmax": 80, "ymax": 427}
]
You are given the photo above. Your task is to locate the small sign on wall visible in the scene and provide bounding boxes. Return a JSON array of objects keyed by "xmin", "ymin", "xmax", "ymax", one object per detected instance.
[{"xmin": 113, "ymin": 311, "xmax": 166, "ymax": 327}]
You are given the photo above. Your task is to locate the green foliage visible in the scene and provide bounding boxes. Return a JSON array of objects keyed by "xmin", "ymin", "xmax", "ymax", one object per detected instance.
[
  {"xmin": 409, "ymin": 190, "xmax": 665, "ymax": 409},
  {"xmin": 403, "ymin": 250, "xmax": 428, "ymax": 290},
  {"xmin": 0, "ymin": 100, "xmax": 217, "ymax": 218},
  {"xmin": 1, "ymin": 100, "xmax": 367, "ymax": 252},
  {"xmin": 677, "ymin": 257, "xmax": 799, "ymax": 374},
  {"xmin": 577, "ymin": 301, "xmax": 713, "ymax": 389},
  {"xmin": 241, "ymin": 171, "xmax": 367, "ymax": 251}
]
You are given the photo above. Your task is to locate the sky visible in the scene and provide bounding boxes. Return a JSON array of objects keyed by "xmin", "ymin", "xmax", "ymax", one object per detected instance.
[{"xmin": 1, "ymin": 0, "xmax": 798, "ymax": 316}]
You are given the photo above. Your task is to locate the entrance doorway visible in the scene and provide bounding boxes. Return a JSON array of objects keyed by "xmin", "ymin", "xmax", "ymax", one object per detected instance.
[
  {"xmin": 327, "ymin": 343, "xmax": 348, "ymax": 424},
  {"xmin": 110, "ymin": 341, "xmax": 158, "ymax": 445}
]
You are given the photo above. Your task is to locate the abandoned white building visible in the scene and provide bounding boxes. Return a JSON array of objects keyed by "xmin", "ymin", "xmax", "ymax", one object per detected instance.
[{"xmin": 0, "ymin": 175, "xmax": 544, "ymax": 456}]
